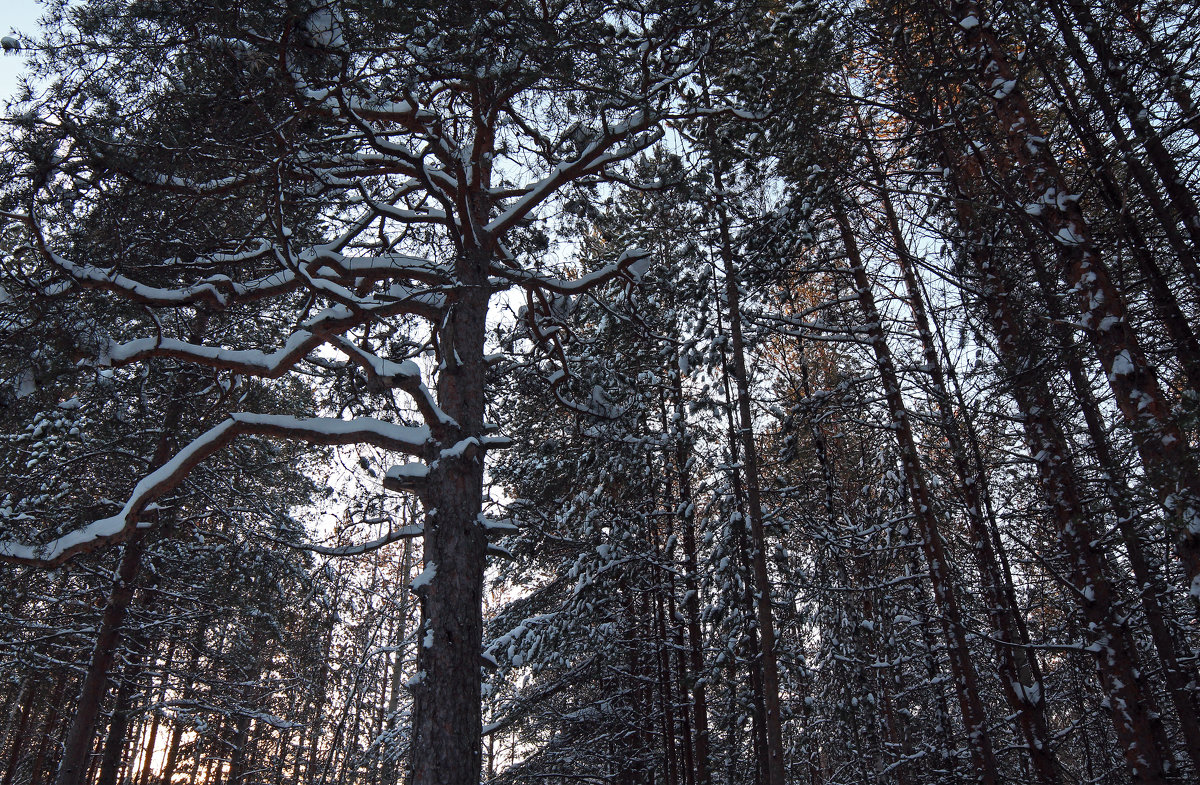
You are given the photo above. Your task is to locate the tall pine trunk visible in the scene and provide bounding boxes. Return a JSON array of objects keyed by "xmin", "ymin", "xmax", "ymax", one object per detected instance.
[
  {"xmin": 0, "ymin": 681, "xmax": 36, "ymax": 785},
  {"xmin": 669, "ymin": 368, "xmax": 713, "ymax": 785},
  {"xmin": 54, "ymin": 536, "xmax": 146, "ymax": 785},
  {"xmin": 713, "ymin": 157, "xmax": 787, "ymax": 785},
  {"xmin": 943, "ymin": 0, "xmax": 1200, "ymax": 605},
  {"xmin": 409, "ymin": 256, "xmax": 490, "ymax": 785},
  {"xmin": 859, "ymin": 127, "xmax": 1061, "ymax": 782},
  {"xmin": 938, "ymin": 134, "xmax": 1176, "ymax": 781},
  {"xmin": 832, "ymin": 198, "xmax": 999, "ymax": 785}
]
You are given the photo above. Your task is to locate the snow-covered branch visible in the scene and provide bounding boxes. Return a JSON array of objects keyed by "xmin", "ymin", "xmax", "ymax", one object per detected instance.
[
  {"xmin": 0, "ymin": 414, "xmax": 431, "ymax": 566},
  {"xmin": 490, "ymin": 248, "xmax": 650, "ymax": 295}
]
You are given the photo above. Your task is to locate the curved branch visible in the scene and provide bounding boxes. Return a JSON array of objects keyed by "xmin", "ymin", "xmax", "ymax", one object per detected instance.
[
  {"xmin": 0, "ymin": 414, "xmax": 431, "ymax": 566},
  {"xmin": 490, "ymin": 247, "xmax": 649, "ymax": 295}
]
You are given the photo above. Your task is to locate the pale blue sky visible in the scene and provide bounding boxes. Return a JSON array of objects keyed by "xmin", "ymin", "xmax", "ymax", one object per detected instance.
[{"xmin": 1, "ymin": 0, "xmax": 45, "ymax": 100}]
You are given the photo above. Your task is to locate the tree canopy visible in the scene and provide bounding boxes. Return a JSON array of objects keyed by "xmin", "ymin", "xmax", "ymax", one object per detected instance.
[{"xmin": 4, "ymin": 1, "xmax": 1200, "ymax": 785}]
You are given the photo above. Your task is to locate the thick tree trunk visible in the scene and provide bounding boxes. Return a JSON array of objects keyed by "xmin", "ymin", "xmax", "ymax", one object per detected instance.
[
  {"xmin": 1041, "ymin": 0, "xmax": 1200, "ymax": 306},
  {"xmin": 1111, "ymin": 0, "xmax": 1200, "ymax": 146},
  {"xmin": 1067, "ymin": 335, "xmax": 1200, "ymax": 773},
  {"xmin": 1061, "ymin": 0, "xmax": 1200, "ymax": 268},
  {"xmin": 1039, "ymin": 60, "xmax": 1200, "ymax": 393},
  {"xmin": 860, "ymin": 133, "xmax": 1062, "ymax": 783},
  {"xmin": 409, "ymin": 258, "xmax": 490, "ymax": 785},
  {"xmin": 668, "ymin": 370, "xmax": 713, "ymax": 785},
  {"xmin": 54, "ymin": 536, "xmax": 146, "ymax": 785},
  {"xmin": 96, "ymin": 581, "xmax": 159, "ymax": 785},
  {"xmin": 1023, "ymin": 242, "xmax": 1200, "ymax": 772},
  {"xmin": 714, "ymin": 326, "xmax": 770, "ymax": 784},
  {"xmin": 29, "ymin": 675, "xmax": 68, "ymax": 785},
  {"xmin": 980, "ymin": 256, "xmax": 1175, "ymax": 781},
  {"xmin": 0, "ymin": 680, "xmax": 36, "ymax": 785}
]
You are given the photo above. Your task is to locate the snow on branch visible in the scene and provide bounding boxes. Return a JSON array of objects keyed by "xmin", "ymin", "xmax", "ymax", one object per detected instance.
[
  {"xmin": 16, "ymin": 203, "xmax": 450, "ymax": 317},
  {"xmin": 306, "ymin": 246, "xmax": 452, "ymax": 287},
  {"xmin": 330, "ymin": 337, "xmax": 456, "ymax": 430},
  {"xmin": 103, "ymin": 331, "xmax": 325, "ymax": 377},
  {"xmin": 147, "ymin": 168, "xmax": 271, "ymax": 196},
  {"xmin": 0, "ymin": 414, "xmax": 431, "ymax": 566},
  {"xmin": 100, "ymin": 310, "xmax": 444, "ymax": 420},
  {"xmin": 303, "ymin": 88, "xmax": 423, "ymax": 125},
  {"xmin": 277, "ymin": 524, "xmax": 425, "ymax": 557},
  {"xmin": 491, "ymin": 248, "xmax": 650, "ymax": 294},
  {"xmin": 485, "ymin": 114, "xmax": 664, "ymax": 236},
  {"xmin": 43, "ymin": 248, "xmax": 297, "ymax": 309}
]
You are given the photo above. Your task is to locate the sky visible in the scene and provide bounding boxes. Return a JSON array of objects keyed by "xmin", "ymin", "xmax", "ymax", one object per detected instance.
[{"xmin": 1, "ymin": 0, "xmax": 45, "ymax": 100}]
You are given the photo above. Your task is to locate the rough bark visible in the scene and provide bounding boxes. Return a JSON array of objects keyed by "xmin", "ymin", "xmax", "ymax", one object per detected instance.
[{"xmin": 409, "ymin": 256, "xmax": 490, "ymax": 785}]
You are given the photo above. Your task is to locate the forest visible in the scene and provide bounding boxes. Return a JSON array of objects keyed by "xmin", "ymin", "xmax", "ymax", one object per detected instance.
[{"xmin": 2, "ymin": 0, "xmax": 1200, "ymax": 784}]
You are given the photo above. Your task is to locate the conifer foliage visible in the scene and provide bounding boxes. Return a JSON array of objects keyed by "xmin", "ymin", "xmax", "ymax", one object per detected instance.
[{"xmin": 2, "ymin": 2, "xmax": 1200, "ymax": 785}]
